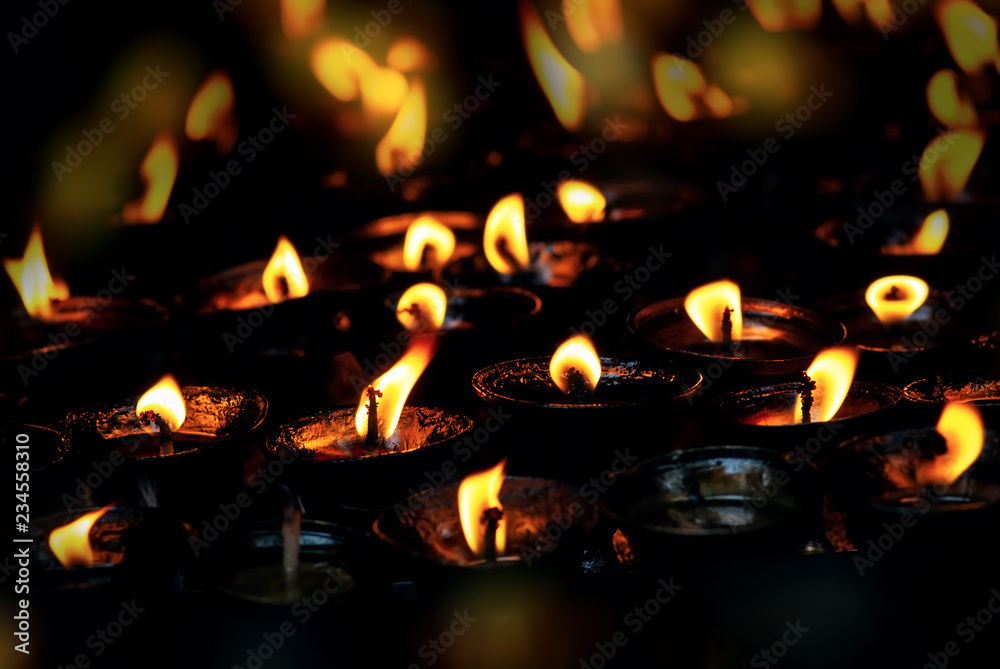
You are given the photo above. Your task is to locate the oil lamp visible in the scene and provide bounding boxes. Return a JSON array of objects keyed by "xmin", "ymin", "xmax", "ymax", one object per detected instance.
[
  {"xmin": 904, "ymin": 370, "xmax": 1000, "ymax": 405},
  {"xmin": 360, "ymin": 212, "xmax": 479, "ymax": 280}
]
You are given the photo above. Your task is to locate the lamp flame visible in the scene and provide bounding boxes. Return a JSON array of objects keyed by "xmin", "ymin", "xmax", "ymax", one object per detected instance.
[
  {"xmin": 360, "ymin": 67, "xmax": 408, "ymax": 116},
  {"xmin": 137, "ymin": 375, "xmax": 186, "ymax": 432},
  {"xmin": 186, "ymin": 71, "xmax": 238, "ymax": 154},
  {"xmin": 48, "ymin": 504, "xmax": 116, "ymax": 568},
  {"xmin": 832, "ymin": 0, "xmax": 894, "ymax": 27},
  {"xmin": 917, "ymin": 401, "xmax": 984, "ymax": 485},
  {"xmin": 919, "ymin": 128, "xmax": 984, "ymax": 202},
  {"xmin": 354, "ymin": 335, "xmax": 437, "ymax": 442},
  {"xmin": 281, "ymin": 0, "xmax": 324, "ymax": 40},
  {"xmin": 564, "ymin": 0, "xmax": 623, "ymax": 53},
  {"xmin": 403, "ymin": 216, "xmax": 456, "ymax": 271},
  {"xmin": 748, "ymin": 0, "xmax": 823, "ymax": 32},
  {"xmin": 458, "ymin": 459, "xmax": 507, "ymax": 558},
  {"xmin": 927, "ymin": 69, "xmax": 978, "ymax": 128},
  {"xmin": 484, "ymin": 194, "xmax": 531, "ymax": 274},
  {"xmin": 387, "ymin": 37, "xmax": 438, "ymax": 72},
  {"xmin": 311, "ymin": 38, "xmax": 364, "ymax": 101},
  {"xmin": 684, "ymin": 280, "xmax": 743, "ymax": 341},
  {"xmin": 794, "ymin": 347, "xmax": 858, "ymax": 423},
  {"xmin": 557, "ymin": 180, "xmax": 606, "ymax": 223},
  {"xmin": 262, "ymin": 236, "xmax": 309, "ymax": 304},
  {"xmin": 519, "ymin": 0, "xmax": 586, "ymax": 131},
  {"xmin": 652, "ymin": 55, "xmax": 733, "ymax": 121},
  {"xmin": 865, "ymin": 276, "xmax": 930, "ymax": 324},
  {"xmin": 936, "ymin": 0, "xmax": 998, "ymax": 75},
  {"xmin": 122, "ymin": 134, "xmax": 178, "ymax": 224},
  {"xmin": 397, "ymin": 283, "xmax": 447, "ymax": 331},
  {"xmin": 2, "ymin": 224, "xmax": 69, "ymax": 321},
  {"xmin": 883, "ymin": 210, "xmax": 949, "ymax": 256},
  {"xmin": 376, "ymin": 78, "xmax": 426, "ymax": 176},
  {"xmin": 550, "ymin": 335, "xmax": 601, "ymax": 394}
]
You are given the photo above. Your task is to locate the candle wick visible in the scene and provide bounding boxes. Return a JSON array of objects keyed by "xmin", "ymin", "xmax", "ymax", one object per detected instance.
[
  {"xmin": 481, "ymin": 507, "xmax": 503, "ymax": 563},
  {"xmin": 141, "ymin": 410, "xmax": 173, "ymax": 456},
  {"xmin": 398, "ymin": 302, "xmax": 423, "ymax": 327},
  {"xmin": 277, "ymin": 275, "xmax": 289, "ymax": 301},
  {"xmin": 365, "ymin": 386, "xmax": 383, "ymax": 453},
  {"xmin": 564, "ymin": 366, "xmax": 594, "ymax": 403},
  {"xmin": 884, "ymin": 285, "xmax": 901, "ymax": 301},
  {"xmin": 798, "ymin": 372, "xmax": 816, "ymax": 424},
  {"xmin": 280, "ymin": 485, "xmax": 302, "ymax": 600},
  {"xmin": 721, "ymin": 307, "xmax": 734, "ymax": 357}
]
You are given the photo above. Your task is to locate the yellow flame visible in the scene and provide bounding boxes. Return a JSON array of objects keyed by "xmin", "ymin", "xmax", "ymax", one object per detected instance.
[
  {"xmin": 376, "ymin": 78, "xmax": 427, "ymax": 176},
  {"xmin": 919, "ymin": 128, "xmax": 985, "ymax": 202},
  {"xmin": 550, "ymin": 335, "xmax": 601, "ymax": 394},
  {"xmin": 122, "ymin": 134, "xmax": 178, "ymax": 225},
  {"xmin": 519, "ymin": 0, "xmax": 586, "ymax": 131},
  {"xmin": 651, "ymin": 54, "xmax": 733, "ymax": 121},
  {"xmin": 748, "ymin": 0, "xmax": 823, "ymax": 31},
  {"xmin": 360, "ymin": 66, "xmax": 409, "ymax": 116},
  {"xmin": 484, "ymin": 194, "xmax": 531, "ymax": 274},
  {"xmin": 917, "ymin": 401, "xmax": 984, "ymax": 484},
  {"xmin": 387, "ymin": 36, "xmax": 437, "ymax": 72},
  {"xmin": 927, "ymin": 69, "xmax": 978, "ymax": 128},
  {"xmin": 564, "ymin": 0, "xmax": 624, "ymax": 53},
  {"xmin": 185, "ymin": 70, "xmax": 238, "ymax": 154},
  {"xmin": 936, "ymin": 0, "xmax": 998, "ymax": 75},
  {"xmin": 557, "ymin": 180, "xmax": 606, "ymax": 223},
  {"xmin": 48, "ymin": 504, "xmax": 116, "ymax": 568},
  {"xmin": 2, "ymin": 224, "xmax": 69, "ymax": 321},
  {"xmin": 137, "ymin": 375, "xmax": 187, "ymax": 432},
  {"xmin": 355, "ymin": 335, "xmax": 437, "ymax": 441},
  {"xmin": 262, "ymin": 236, "xmax": 309, "ymax": 304},
  {"xmin": 865, "ymin": 276, "xmax": 930, "ymax": 324},
  {"xmin": 794, "ymin": 347, "xmax": 858, "ymax": 423},
  {"xmin": 311, "ymin": 37, "xmax": 366, "ymax": 101},
  {"xmin": 832, "ymin": 0, "xmax": 893, "ymax": 26},
  {"xmin": 402, "ymin": 215, "xmax": 456, "ymax": 271},
  {"xmin": 458, "ymin": 459, "xmax": 507, "ymax": 558},
  {"xmin": 397, "ymin": 283, "xmax": 447, "ymax": 331},
  {"xmin": 281, "ymin": 0, "xmax": 324, "ymax": 40},
  {"xmin": 883, "ymin": 210, "xmax": 949, "ymax": 256},
  {"xmin": 684, "ymin": 280, "xmax": 743, "ymax": 342}
]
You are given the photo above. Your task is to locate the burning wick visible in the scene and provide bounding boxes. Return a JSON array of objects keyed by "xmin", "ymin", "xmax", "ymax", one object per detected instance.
[
  {"xmin": 280, "ymin": 484, "xmax": 302, "ymax": 600},
  {"xmin": 721, "ymin": 307, "xmax": 734, "ymax": 356},
  {"xmin": 562, "ymin": 366, "xmax": 595, "ymax": 402},
  {"xmin": 798, "ymin": 372, "xmax": 816, "ymax": 424},
  {"xmin": 481, "ymin": 507, "xmax": 503, "ymax": 563},
  {"xmin": 364, "ymin": 386, "xmax": 383, "ymax": 452},
  {"xmin": 139, "ymin": 410, "xmax": 173, "ymax": 456}
]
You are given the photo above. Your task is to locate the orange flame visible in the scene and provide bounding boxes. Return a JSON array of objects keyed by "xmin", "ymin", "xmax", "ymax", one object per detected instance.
[
  {"xmin": 402, "ymin": 215, "xmax": 456, "ymax": 271},
  {"xmin": 137, "ymin": 375, "xmax": 187, "ymax": 432},
  {"xmin": 48, "ymin": 504, "xmax": 116, "ymax": 568},
  {"xmin": 748, "ymin": 0, "xmax": 823, "ymax": 32},
  {"xmin": 458, "ymin": 459, "xmax": 507, "ymax": 558},
  {"xmin": 550, "ymin": 335, "xmax": 601, "ymax": 394},
  {"xmin": 262, "ymin": 236, "xmax": 309, "ymax": 304},
  {"xmin": 354, "ymin": 335, "xmax": 437, "ymax": 443},
  {"xmin": 519, "ymin": 0, "xmax": 586, "ymax": 131},
  {"xmin": 311, "ymin": 37, "xmax": 365, "ymax": 101},
  {"xmin": 833, "ymin": 0, "xmax": 894, "ymax": 27},
  {"xmin": 651, "ymin": 55, "xmax": 733, "ymax": 121},
  {"xmin": 484, "ymin": 194, "xmax": 531, "ymax": 275},
  {"xmin": 927, "ymin": 70, "xmax": 978, "ymax": 128},
  {"xmin": 360, "ymin": 67, "xmax": 409, "ymax": 117},
  {"xmin": 557, "ymin": 180, "xmax": 606, "ymax": 223},
  {"xmin": 397, "ymin": 283, "xmax": 447, "ymax": 331},
  {"xmin": 684, "ymin": 280, "xmax": 742, "ymax": 342},
  {"xmin": 917, "ymin": 401, "xmax": 984, "ymax": 485},
  {"xmin": 936, "ymin": 0, "xmax": 998, "ymax": 75},
  {"xmin": 564, "ymin": 0, "xmax": 624, "ymax": 53},
  {"xmin": 2, "ymin": 224, "xmax": 69, "ymax": 321},
  {"xmin": 920, "ymin": 128, "xmax": 984, "ymax": 202},
  {"xmin": 122, "ymin": 134, "xmax": 178, "ymax": 225},
  {"xmin": 794, "ymin": 347, "xmax": 858, "ymax": 423},
  {"xmin": 883, "ymin": 210, "xmax": 949, "ymax": 256},
  {"xmin": 186, "ymin": 71, "xmax": 238, "ymax": 155},
  {"xmin": 865, "ymin": 276, "xmax": 930, "ymax": 324},
  {"xmin": 388, "ymin": 37, "xmax": 438, "ymax": 72},
  {"xmin": 376, "ymin": 78, "xmax": 426, "ymax": 176},
  {"xmin": 281, "ymin": 0, "xmax": 324, "ymax": 40}
]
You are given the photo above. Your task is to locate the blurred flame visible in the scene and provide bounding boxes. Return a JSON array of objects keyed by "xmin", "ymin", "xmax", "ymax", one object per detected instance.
[
  {"xmin": 936, "ymin": 0, "xmax": 998, "ymax": 74},
  {"xmin": 550, "ymin": 335, "xmax": 601, "ymax": 394},
  {"xmin": 185, "ymin": 70, "xmax": 238, "ymax": 154},
  {"xmin": 360, "ymin": 67, "xmax": 409, "ymax": 116},
  {"xmin": 794, "ymin": 347, "xmax": 858, "ymax": 423},
  {"xmin": 927, "ymin": 69, "xmax": 978, "ymax": 128},
  {"xmin": 458, "ymin": 459, "xmax": 507, "ymax": 558},
  {"xmin": 557, "ymin": 180, "xmax": 606, "ymax": 223},
  {"xmin": 917, "ymin": 401, "xmax": 984, "ymax": 484},
  {"xmin": 388, "ymin": 36, "xmax": 438, "ymax": 72},
  {"xmin": 651, "ymin": 55, "xmax": 733, "ymax": 121},
  {"xmin": 748, "ymin": 0, "xmax": 823, "ymax": 31},
  {"xmin": 262, "ymin": 236, "xmax": 309, "ymax": 304},
  {"xmin": 919, "ymin": 128, "xmax": 985, "ymax": 201},
  {"xmin": 519, "ymin": 0, "xmax": 586, "ymax": 131},
  {"xmin": 312, "ymin": 38, "xmax": 364, "ymax": 101},
  {"xmin": 402, "ymin": 215, "xmax": 456, "ymax": 271},
  {"xmin": 354, "ymin": 335, "xmax": 437, "ymax": 441},
  {"xmin": 883, "ymin": 210, "xmax": 949, "ymax": 255},
  {"xmin": 397, "ymin": 283, "xmax": 447, "ymax": 331},
  {"xmin": 281, "ymin": 0, "xmax": 324, "ymax": 40},
  {"xmin": 48, "ymin": 504, "xmax": 116, "ymax": 568},
  {"xmin": 865, "ymin": 275, "xmax": 930, "ymax": 323},
  {"xmin": 2, "ymin": 224, "xmax": 69, "ymax": 321},
  {"xmin": 122, "ymin": 134, "xmax": 178, "ymax": 224},
  {"xmin": 137, "ymin": 375, "xmax": 187, "ymax": 432},
  {"xmin": 484, "ymin": 194, "xmax": 530, "ymax": 274},
  {"xmin": 684, "ymin": 280, "xmax": 743, "ymax": 341},
  {"xmin": 564, "ymin": 0, "xmax": 624, "ymax": 53},
  {"xmin": 376, "ymin": 78, "xmax": 426, "ymax": 175}
]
